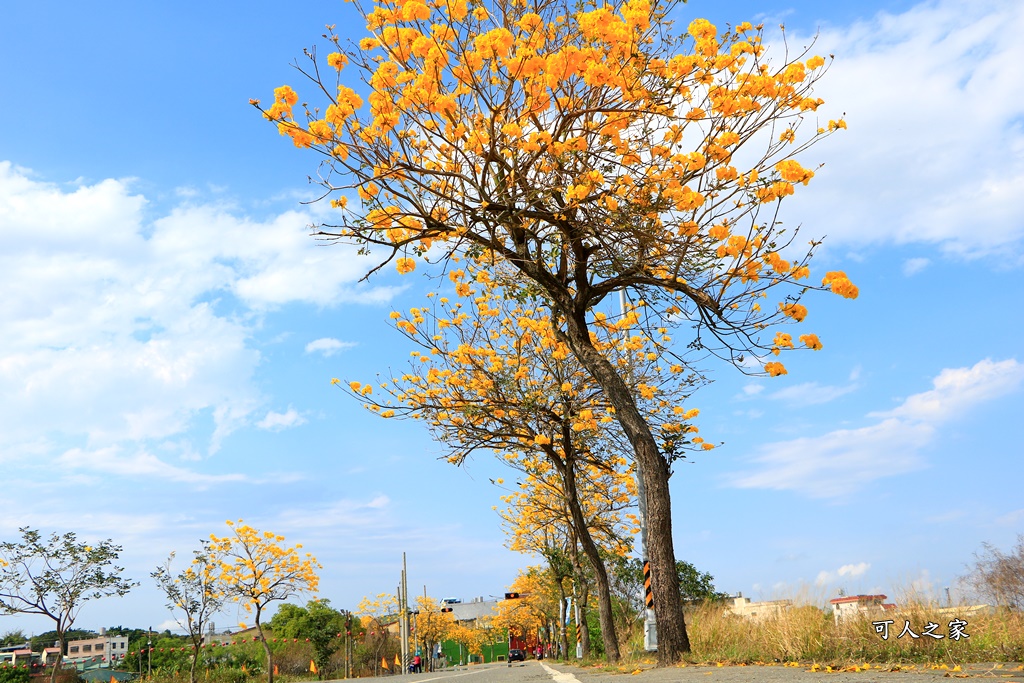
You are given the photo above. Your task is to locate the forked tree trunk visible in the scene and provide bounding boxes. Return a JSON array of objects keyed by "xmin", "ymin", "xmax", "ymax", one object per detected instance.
[
  {"xmin": 558, "ymin": 448, "xmax": 620, "ymax": 662},
  {"xmin": 559, "ymin": 311, "xmax": 690, "ymax": 665}
]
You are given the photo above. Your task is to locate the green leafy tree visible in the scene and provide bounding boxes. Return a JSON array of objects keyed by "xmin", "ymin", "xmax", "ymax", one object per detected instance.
[
  {"xmin": 0, "ymin": 528, "xmax": 136, "ymax": 683},
  {"xmin": 152, "ymin": 547, "xmax": 226, "ymax": 683},
  {"xmin": 0, "ymin": 667, "xmax": 30, "ymax": 683},
  {"xmin": 268, "ymin": 599, "xmax": 346, "ymax": 679},
  {"xmin": 612, "ymin": 557, "xmax": 725, "ymax": 616},
  {"xmin": 1, "ymin": 629, "xmax": 28, "ymax": 647},
  {"xmin": 120, "ymin": 635, "xmax": 191, "ymax": 677}
]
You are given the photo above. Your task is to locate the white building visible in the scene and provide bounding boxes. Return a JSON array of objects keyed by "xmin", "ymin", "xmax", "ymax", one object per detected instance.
[
  {"xmin": 724, "ymin": 593, "xmax": 792, "ymax": 619},
  {"xmin": 65, "ymin": 630, "xmax": 129, "ymax": 666},
  {"xmin": 829, "ymin": 594, "xmax": 896, "ymax": 623}
]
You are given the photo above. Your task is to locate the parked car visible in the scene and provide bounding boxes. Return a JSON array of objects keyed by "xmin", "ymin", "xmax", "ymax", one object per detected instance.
[{"xmin": 507, "ymin": 649, "xmax": 526, "ymax": 666}]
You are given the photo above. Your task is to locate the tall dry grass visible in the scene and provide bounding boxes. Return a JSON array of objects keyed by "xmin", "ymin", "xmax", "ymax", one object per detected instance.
[{"xmin": 621, "ymin": 597, "xmax": 1024, "ymax": 666}]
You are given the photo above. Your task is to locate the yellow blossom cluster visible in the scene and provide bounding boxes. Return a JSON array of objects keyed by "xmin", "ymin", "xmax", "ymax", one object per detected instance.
[
  {"xmin": 822, "ymin": 271, "xmax": 859, "ymax": 299},
  {"xmin": 207, "ymin": 521, "xmax": 321, "ymax": 616},
  {"xmin": 261, "ymin": 0, "xmax": 859, "ymax": 408}
]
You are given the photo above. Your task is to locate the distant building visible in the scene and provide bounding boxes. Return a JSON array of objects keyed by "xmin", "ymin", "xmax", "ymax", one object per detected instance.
[
  {"xmin": 0, "ymin": 648, "xmax": 34, "ymax": 667},
  {"xmin": 829, "ymin": 594, "xmax": 896, "ymax": 623},
  {"xmin": 931, "ymin": 604, "xmax": 995, "ymax": 618},
  {"xmin": 725, "ymin": 593, "xmax": 793, "ymax": 619},
  {"xmin": 448, "ymin": 596, "xmax": 500, "ymax": 625},
  {"xmin": 65, "ymin": 630, "xmax": 129, "ymax": 667}
]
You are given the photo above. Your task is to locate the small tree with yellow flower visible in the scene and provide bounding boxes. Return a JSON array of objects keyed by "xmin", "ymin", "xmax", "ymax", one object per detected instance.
[
  {"xmin": 208, "ymin": 521, "xmax": 321, "ymax": 683},
  {"xmin": 412, "ymin": 596, "xmax": 456, "ymax": 671},
  {"xmin": 152, "ymin": 545, "xmax": 226, "ymax": 683},
  {"xmin": 259, "ymin": 0, "xmax": 857, "ymax": 662},
  {"xmin": 491, "ymin": 569, "xmax": 559, "ymax": 653},
  {"xmin": 495, "ymin": 461, "xmax": 635, "ymax": 659}
]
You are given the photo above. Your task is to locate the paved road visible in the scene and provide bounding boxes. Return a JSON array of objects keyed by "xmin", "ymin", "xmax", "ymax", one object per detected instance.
[
  {"xmin": 543, "ymin": 661, "xmax": 1024, "ymax": 683},
  {"xmin": 369, "ymin": 659, "xmax": 1024, "ymax": 683}
]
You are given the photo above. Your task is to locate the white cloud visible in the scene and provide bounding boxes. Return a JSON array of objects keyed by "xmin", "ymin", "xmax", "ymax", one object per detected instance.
[
  {"xmin": 767, "ymin": 381, "xmax": 858, "ymax": 406},
  {"xmin": 156, "ymin": 619, "xmax": 186, "ymax": 633},
  {"xmin": 902, "ymin": 257, "xmax": 930, "ymax": 276},
  {"xmin": 730, "ymin": 359, "xmax": 1021, "ymax": 497},
  {"xmin": 56, "ymin": 446, "xmax": 251, "ymax": 486},
  {"xmin": 871, "ymin": 358, "xmax": 1024, "ymax": 422},
  {"xmin": 731, "ymin": 419, "xmax": 932, "ymax": 497},
  {"xmin": 256, "ymin": 408, "xmax": 307, "ymax": 431},
  {"xmin": 305, "ymin": 337, "xmax": 356, "ymax": 357},
  {"xmin": 0, "ymin": 163, "xmax": 398, "ymax": 473},
  {"xmin": 996, "ymin": 509, "xmax": 1024, "ymax": 526},
  {"xmin": 816, "ymin": 562, "xmax": 871, "ymax": 586},
  {"xmin": 742, "ymin": 384, "xmax": 765, "ymax": 397},
  {"xmin": 839, "ymin": 562, "xmax": 870, "ymax": 578},
  {"xmin": 781, "ymin": 0, "xmax": 1024, "ymax": 257}
]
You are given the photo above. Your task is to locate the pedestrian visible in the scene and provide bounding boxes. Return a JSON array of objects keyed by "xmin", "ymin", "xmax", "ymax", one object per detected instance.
[{"xmin": 413, "ymin": 654, "xmax": 422, "ymax": 673}]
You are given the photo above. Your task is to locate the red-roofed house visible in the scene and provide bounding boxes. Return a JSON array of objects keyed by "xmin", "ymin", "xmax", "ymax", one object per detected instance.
[{"xmin": 829, "ymin": 594, "xmax": 896, "ymax": 623}]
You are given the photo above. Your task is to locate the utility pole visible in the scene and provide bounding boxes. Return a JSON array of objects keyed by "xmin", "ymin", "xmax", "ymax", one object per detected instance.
[
  {"xmin": 147, "ymin": 627, "xmax": 152, "ymax": 678},
  {"xmin": 343, "ymin": 610, "xmax": 352, "ymax": 679},
  {"xmin": 400, "ymin": 553, "xmax": 410, "ymax": 675}
]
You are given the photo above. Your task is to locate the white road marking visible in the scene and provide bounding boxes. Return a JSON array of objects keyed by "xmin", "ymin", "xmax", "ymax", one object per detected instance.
[
  {"xmin": 540, "ymin": 662, "xmax": 583, "ymax": 683},
  {"xmin": 413, "ymin": 668, "xmax": 496, "ymax": 683}
]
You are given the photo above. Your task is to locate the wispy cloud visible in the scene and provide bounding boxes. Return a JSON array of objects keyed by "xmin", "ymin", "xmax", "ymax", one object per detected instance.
[
  {"xmin": 305, "ymin": 337, "xmax": 356, "ymax": 357},
  {"xmin": 903, "ymin": 257, "xmax": 930, "ymax": 276},
  {"xmin": 256, "ymin": 408, "xmax": 307, "ymax": 431},
  {"xmin": 729, "ymin": 359, "xmax": 1023, "ymax": 497},
  {"xmin": 767, "ymin": 381, "xmax": 858, "ymax": 407},
  {"xmin": 782, "ymin": 0, "xmax": 1024, "ymax": 257},
  {"xmin": 816, "ymin": 562, "xmax": 871, "ymax": 586},
  {"xmin": 56, "ymin": 447, "xmax": 251, "ymax": 487},
  {"xmin": 870, "ymin": 358, "xmax": 1024, "ymax": 423}
]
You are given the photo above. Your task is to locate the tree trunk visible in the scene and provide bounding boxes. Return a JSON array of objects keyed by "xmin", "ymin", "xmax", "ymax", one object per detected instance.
[
  {"xmin": 50, "ymin": 631, "xmax": 64, "ymax": 683},
  {"xmin": 559, "ymin": 449, "xmax": 620, "ymax": 662},
  {"xmin": 255, "ymin": 606, "xmax": 273, "ymax": 683},
  {"xmin": 190, "ymin": 639, "xmax": 201, "ymax": 683},
  {"xmin": 577, "ymin": 579, "xmax": 591, "ymax": 659},
  {"xmin": 559, "ymin": 310, "xmax": 690, "ymax": 665}
]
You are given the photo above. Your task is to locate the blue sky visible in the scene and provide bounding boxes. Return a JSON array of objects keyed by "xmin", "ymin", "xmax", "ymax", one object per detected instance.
[{"xmin": 1, "ymin": 0, "xmax": 1022, "ymax": 636}]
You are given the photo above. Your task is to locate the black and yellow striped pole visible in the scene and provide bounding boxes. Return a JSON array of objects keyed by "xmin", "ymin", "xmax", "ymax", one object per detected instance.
[
  {"xmin": 643, "ymin": 561, "xmax": 654, "ymax": 609},
  {"xmin": 576, "ymin": 611, "xmax": 582, "ymax": 657},
  {"xmin": 574, "ymin": 599, "xmax": 582, "ymax": 659}
]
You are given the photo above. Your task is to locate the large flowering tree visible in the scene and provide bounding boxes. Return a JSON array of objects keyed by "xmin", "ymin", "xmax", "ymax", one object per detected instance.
[{"xmin": 257, "ymin": 0, "xmax": 856, "ymax": 663}]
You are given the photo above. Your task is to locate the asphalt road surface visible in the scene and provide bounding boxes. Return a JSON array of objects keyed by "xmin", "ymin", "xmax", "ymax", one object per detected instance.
[{"xmin": 364, "ymin": 659, "xmax": 1024, "ymax": 683}]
